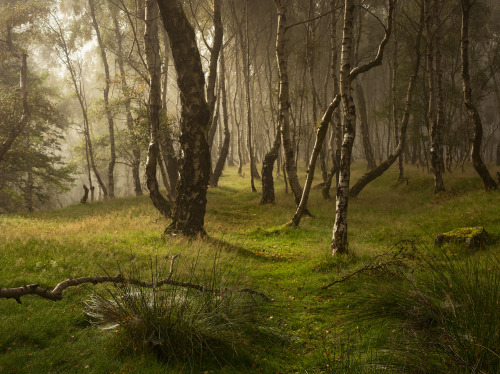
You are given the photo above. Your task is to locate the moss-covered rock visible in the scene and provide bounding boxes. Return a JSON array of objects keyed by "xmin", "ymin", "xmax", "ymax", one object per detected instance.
[{"xmin": 434, "ymin": 227, "xmax": 489, "ymax": 249}]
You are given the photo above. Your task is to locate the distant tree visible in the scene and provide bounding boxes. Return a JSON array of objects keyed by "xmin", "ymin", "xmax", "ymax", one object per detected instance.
[{"xmin": 460, "ymin": 0, "xmax": 498, "ymax": 191}]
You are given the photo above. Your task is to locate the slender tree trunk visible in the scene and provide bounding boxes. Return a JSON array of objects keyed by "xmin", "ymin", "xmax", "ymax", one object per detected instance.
[
  {"xmin": 290, "ymin": 96, "xmax": 341, "ymax": 226},
  {"xmin": 425, "ymin": 0, "xmax": 445, "ymax": 193},
  {"xmin": 331, "ymin": 0, "xmax": 393, "ymax": 255},
  {"xmin": 322, "ymin": 0, "xmax": 342, "ymax": 199},
  {"xmin": 210, "ymin": 46, "xmax": 231, "ymax": 187},
  {"xmin": 144, "ymin": 0, "xmax": 172, "ymax": 218},
  {"xmin": 332, "ymin": 0, "xmax": 356, "ymax": 255},
  {"xmin": 206, "ymin": 0, "xmax": 223, "ymax": 150},
  {"xmin": 110, "ymin": 4, "xmax": 143, "ymax": 196},
  {"xmin": 392, "ymin": 22, "xmax": 404, "ymax": 180},
  {"xmin": 89, "ymin": 0, "xmax": 116, "ymax": 199},
  {"xmin": 460, "ymin": 0, "xmax": 497, "ymax": 190},
  {"xmin": 274, "ymin": 0, "xmax": 304, "ymax": 206},
  {"xmin": 349, "ymin": 6, "xmax": 424, "ymax": 197},
  {"xmin": 241, "ymin": 0, "xmax": 257, "ymax": 191},
  {"xmin": 55, "ymin": 21, "xmax": 108, "ymax": 200},
  {"xmin": 157, "ymin": 0, "xmax": 211, "ymax": 235},
  {"xmin": 356, "ymin": 81, "xmax": 376, "ymax": 170}
]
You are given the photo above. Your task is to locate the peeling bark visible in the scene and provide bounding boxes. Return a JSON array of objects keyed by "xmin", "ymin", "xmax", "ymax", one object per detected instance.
[
  {"xmin": 331, "ymin": 0, "xmax": 394, "ymax": 255},
  {"xmin": 157, "ymin": 0, "xmax": 211, "ymax": 235}
]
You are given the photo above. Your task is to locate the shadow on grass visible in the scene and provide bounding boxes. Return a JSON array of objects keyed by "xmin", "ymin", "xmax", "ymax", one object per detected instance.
[{"xmin": 205, "ymin": 236, "xmax": 289, "ymax": 262}]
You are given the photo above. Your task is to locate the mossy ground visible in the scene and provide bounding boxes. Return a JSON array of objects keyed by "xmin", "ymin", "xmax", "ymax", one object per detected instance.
[{"xmin": 0, "ymin": 163, "xmax": 499, "ymax": 373}]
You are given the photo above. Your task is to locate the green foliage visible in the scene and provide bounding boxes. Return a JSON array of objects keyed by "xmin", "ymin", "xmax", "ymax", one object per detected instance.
[{"xmin": 0, "ymin": 61, "xmax": 75, "ymax": 211}]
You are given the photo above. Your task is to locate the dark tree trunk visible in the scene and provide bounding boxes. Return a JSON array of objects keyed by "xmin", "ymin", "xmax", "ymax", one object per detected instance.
[
  {"xmin": 157, "ymin": 0, "xmax": 211, "ymax": 235},
  {"xmin": 425, "ymin": 0, "xmax": 445, "ymax": 194},
  {"xmin": 460, "ymin": 0, "xmax": 497, "ymax": 191},
  {"xmin": 210, "ymin": 47, "xmax": 231, "ymax": 187},
  {"xmin": 144, "ymin": 0, "xmax": 172, "ymax": 219},
  {"xmin": 355, "ymin": 81, "xmax": 376, "ymax": 170}
]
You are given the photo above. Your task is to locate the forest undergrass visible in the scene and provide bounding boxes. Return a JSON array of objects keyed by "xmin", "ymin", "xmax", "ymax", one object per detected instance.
[{"xmin": 0, "ymin": 163, "xmax": 499, "ymax": 373}]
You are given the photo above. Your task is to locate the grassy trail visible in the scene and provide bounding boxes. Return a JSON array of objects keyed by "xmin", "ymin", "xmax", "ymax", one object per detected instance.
[{"xmin": 1, "ymin": 163, "xmax": 498, "ymax": 373}]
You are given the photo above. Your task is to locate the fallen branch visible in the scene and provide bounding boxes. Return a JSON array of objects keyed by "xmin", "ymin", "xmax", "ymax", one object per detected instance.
[
  {"xmin": 1, "ymin": 255, "xmax": 269, "ymax": 303},
  {"xmin": 322, "ymin": 240, "xmax": 418, "ymax": 289}
]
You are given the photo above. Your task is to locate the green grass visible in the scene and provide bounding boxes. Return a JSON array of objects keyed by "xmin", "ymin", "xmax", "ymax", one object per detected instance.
[{"xmin": 0, "ymin": 162, "xmax": 499, "ymax": 373}]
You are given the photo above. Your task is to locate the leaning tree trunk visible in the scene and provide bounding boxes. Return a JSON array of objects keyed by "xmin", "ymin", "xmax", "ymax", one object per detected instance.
[
  {"xmin": 349, "ymin": 5, "xmax": 423, "ymax": 197},
  {"xmin": 460, "ymin": 0, "xmax": 497, "ymax": 191},
  {"xmin": 289, "ymin": 96, "xmax": 341, "ymax": 226},
  {"xmin": 210, "ymin": 46, "xmax": 231, "ymax": 187},
  {"xmin": 157, "ymin": 0, "xmax": 211, "ymax": 235},
  {"xmin": 274, "ymin": 0, "xmax": 304, "ymax": 206},
  {"xmin": 89, "ymin": 0, "xmax": 116, "ymax": 198},
  {"xmin": 331, "ymin": 0, "xmax": 393, "ymax": 255},
  {"xmin": 110, "ymin": 4, "xmax": 142, "ymax": 196},
  {"xmin": 144, "ymin": 0, "xmax": 172, "ymax": 219}
]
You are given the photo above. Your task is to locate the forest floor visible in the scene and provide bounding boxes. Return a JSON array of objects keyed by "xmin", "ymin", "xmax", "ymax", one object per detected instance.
[{"xmin": 0, "ymin": 163, "xmax": 499, "ymax": 373}]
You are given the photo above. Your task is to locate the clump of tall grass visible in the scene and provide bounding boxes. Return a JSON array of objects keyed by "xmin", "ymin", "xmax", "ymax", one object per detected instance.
[
  {"xmin": 85, "ymin": 252, "xmax": 274, "ymax": 368},
  {"xmin": 353, "ymin": 248, "xmax": 499, "ymax": 373}
]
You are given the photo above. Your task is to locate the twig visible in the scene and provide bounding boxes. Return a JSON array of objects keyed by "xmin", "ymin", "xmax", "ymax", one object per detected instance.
[{"xmin": 322, "ymin": 240, "xmax": 417, "ymax": 289}]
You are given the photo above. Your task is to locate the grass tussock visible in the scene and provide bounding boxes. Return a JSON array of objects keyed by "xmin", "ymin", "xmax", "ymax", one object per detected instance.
[
  {"xmin": 85, "ymin": 253, "xmax": 277, "ymax": 370},
  {"xmin": 351, "ymin": 248, "xmax": 499, "ymax": 373}
]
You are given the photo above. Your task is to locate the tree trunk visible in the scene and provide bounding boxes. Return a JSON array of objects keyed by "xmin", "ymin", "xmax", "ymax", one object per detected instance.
[
  {"xmin": 206, "ymin": 0, "xmax": 223, "ymax": 150},
  {"xmin": 157, "ymin": 0, "xmax": 211, "ymax": 235},
  {"xmin": 460, "ymin": 0, "xmax": 497, "ymax": 191},
  {"xmin": 425, "ymin": 0, "xmax": 445, "ymax": 194},
  {"xmin": 110, "ymin": 4, "xmax": 143, "ymax": 196},
  {"xmin": 144, "ymin": 0, "xmax": 172, "ymax": 218},
  {"xmin": 349, "ymin": 5, "xmax": 423, "ymax": 197},
  {"xmin": 274, "ymin": 0, "xmax": 304, "ymax": 206},
  {"xmin": 331, "ymin": 0, "xmax": 393, "ymax": 255},
  {"xmin": 355, "ymin": 81, "xmax": 376, "ymax": 170},
  {"xmin": 322, "ymin": 0, "xmax": 342, "ymax": 200},
  {"xmin": 290, "ymin": 96, "xmax": 341, "ymax": 226},
  {"xmin": 89, "ymin": 0, "xmax": 116, "ymax": 198},
  {"xmin": 210, "ymin": 46, "xmax": 231, "ymax": 187}
]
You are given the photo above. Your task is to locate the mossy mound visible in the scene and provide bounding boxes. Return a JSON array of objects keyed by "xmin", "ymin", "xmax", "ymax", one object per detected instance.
[{"xmin": 435, "ymin": 227, "xmax": 489, "ymax": 249}]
